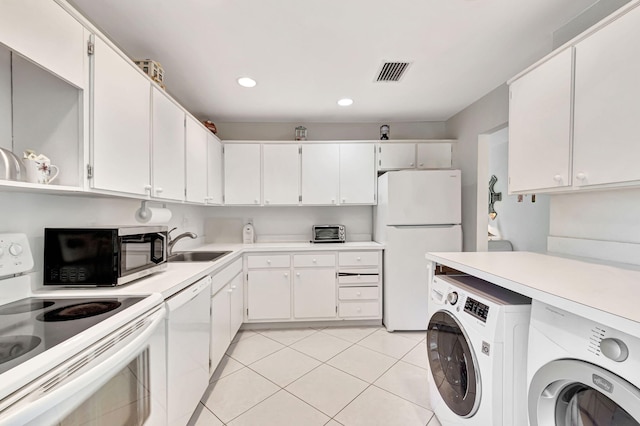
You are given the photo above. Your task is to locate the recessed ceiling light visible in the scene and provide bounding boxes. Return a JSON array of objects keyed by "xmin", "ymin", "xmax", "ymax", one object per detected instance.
[
  {"xmin": 237, "ymin": 77, "xmax": 257, "ymax": 88},
  {"xmin": 337, "ymin": 98, "xmax": 354, "ymax": 106}
]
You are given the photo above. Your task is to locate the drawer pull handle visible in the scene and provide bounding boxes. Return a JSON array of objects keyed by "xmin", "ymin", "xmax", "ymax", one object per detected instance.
[
  {"xmin": 313, "ymin": 258, "xmax": 317, "ymax": 263},
  {"xmin": 357, "ymin": 257, "xmax": 361, "ymax": 261},
  {"xmin": 357, "ymin": 292, "xmax": 362, "ymax": 296},
  {"xmin": 267, "ymin": 259, "xmax": 271, "ymax": 264}
]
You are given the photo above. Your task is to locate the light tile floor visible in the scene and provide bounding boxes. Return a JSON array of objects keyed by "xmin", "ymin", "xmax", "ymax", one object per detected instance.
[{"xmin": 188, "ymin": 326, "xmax": 441, "ymax": 426}]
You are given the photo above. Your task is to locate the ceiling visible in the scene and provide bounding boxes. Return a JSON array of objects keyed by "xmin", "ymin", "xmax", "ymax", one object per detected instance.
[{"xmin": 68, "ymin": 0, "xmax": 596, "ymax": 123}]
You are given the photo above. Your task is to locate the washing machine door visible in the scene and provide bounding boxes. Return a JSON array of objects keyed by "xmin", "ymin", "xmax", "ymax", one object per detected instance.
[
  {"xmin": 427, "ymin": 310, "xmax": 481, "ymax": 418},
  {"xmin": 529, "ymin": 359, "xmax": 640, "ymax": 425}
]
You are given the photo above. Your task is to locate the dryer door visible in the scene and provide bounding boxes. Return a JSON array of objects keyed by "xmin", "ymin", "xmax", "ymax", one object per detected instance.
[
  {"xmin": 529, "ymin": 359, "xmax": 640, "ymax": 425},
  {"xmin": 427, "ymin": 310, "xmax": 481, "ymax": 418}
]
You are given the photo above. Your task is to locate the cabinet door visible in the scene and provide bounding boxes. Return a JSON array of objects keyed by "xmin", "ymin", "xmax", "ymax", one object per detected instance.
[
  {"xmin": 263, "ymin": 144, "xmax": 300, "ymax": 205},
  {"xmin": 210, "ymin": 285, "xmax": 231, "ymax": 374},
  {"xmin": 301, "ymin": 144, "xmax": 339, "ymax": 205},
  {"xmin": 247, "ymin": 270, "xmax": 291, "ymax": 320},
  {"xmin": 92, "ymin": 36, "xmax": 151, "ymax": 196},
  {"xmin": 185, "ymin": 116, "xmax": 208, "ymax": 203},
  {"xmin": 229, "ymin": 273, "xmax": 244, "ymax": 337},
  {"xmin": 207, "ymin": 134, "xmax": 223, "ymax": 205},
  {"xmin": 573, "ymin": 7, "xmax": 640, "ymax": 187},
  {"xmin": 152, "ymin": 88, "xmax": 185, "ymax": 201},
  {"xmin": 224, "ymin": 144, "xmax": 261, "ymax": 205},
  {"xmin": 0, "ymin": 0, "xmax": 85, "ymax": 88},
  {"xmin": 379, "ymin": 143, "xmax": 416, "ymax": 170},
  {"xmin": 339, "ymin": 144, "xmax": 375, "ymax": 205},
  {"xmin": 508, "ymin": 48, "xmax": 573, "ymax": 193},
  {"xmin": 416, "ymin": 143, "xmax": 452, "ymax": 169},
  {"xmin": 293, "ymin": 268, "xmax": 336, "ymax": 319}
]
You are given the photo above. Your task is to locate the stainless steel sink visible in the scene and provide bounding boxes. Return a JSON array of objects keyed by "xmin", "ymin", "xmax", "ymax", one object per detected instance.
[{"xmin": 168, "ymin": 251, "xmax": 231, "ymax": 262}]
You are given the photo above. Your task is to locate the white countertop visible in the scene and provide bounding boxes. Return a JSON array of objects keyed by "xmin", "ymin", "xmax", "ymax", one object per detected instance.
[
  {"xmin": 35, "ymin": 242, "xmax": 384, "ymax": 300},
  {"xmin": 425, "ymin": 251, "xmax": 640, "ymax": 334}
]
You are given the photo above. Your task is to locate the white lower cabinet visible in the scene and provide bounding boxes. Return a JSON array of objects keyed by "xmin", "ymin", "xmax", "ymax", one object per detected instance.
[
  {"xmin": 293, "ymin": 254, "xmax": 336, "ymax": 319},
  {"xmin": 209, "ymin": 259, "xmax": 243, "ymax": 376},
  {"xmin": 245, "ymin": 250, "xmax": 381, "ymax": 323},
  {"xmin": 247, "ymin": 269, "xmax": 292, "ymax": 320}
]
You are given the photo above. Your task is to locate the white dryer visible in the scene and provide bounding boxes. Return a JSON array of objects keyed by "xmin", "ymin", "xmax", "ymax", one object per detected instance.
[
  {"xmin": 427, "ymin": 274, "xmax": 531, "ymax": 426},
  {"xmin": 527, "ymin": 300, "xmax": 640, "ymax": 425}
]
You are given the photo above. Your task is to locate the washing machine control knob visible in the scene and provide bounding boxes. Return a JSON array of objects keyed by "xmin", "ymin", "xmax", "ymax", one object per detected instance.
[
  {"xmin": 600, "ymin": 338, "xmax": 629, "ymax": 362},
  {"xmin": 447, "ymin": 291, "xmax": 459, "ymax": 305}
]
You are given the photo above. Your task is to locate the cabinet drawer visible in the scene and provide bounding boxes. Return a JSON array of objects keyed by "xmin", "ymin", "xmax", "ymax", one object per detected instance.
[
  {"xmin": 338, "ymin": 287, "xmax": 378, "ymax": 300},
  {"xmin": 339, "ymin": 251, "xmax": 379, "ymax": 267},
  {"xmin": 338, "ymin": 273, "xmax": 379, "ymax": 285},
  {"xmin": 211, "ymin": 258, "xmax": 242, "ymax": 294},
  {"xmin": 247, "ymin": 254, "xmax": 290, "ymax": 269},
  {"xmin": 293, "ymin": 254, "xmax": 336, "ymax": 267},
  {"xmin": 339, "ymin": 301, "xmax": 379, "ymax": 318}
]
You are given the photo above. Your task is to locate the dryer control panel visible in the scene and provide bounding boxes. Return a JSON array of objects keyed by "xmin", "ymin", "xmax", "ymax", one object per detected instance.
[{"xmin": 465, "ymin": 297, "xmax": 489, "ymax": 322}]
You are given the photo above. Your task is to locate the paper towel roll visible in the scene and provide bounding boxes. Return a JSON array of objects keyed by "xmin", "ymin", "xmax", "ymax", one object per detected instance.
[{"xmin": 135, "ymin": 206, "xmax": 172, "ymax": 224}]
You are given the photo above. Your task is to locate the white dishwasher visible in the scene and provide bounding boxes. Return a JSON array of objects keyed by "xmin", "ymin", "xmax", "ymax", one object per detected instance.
[{"xmin": 166, "ymin": 275, "xmax": 212, "ymax": 426}]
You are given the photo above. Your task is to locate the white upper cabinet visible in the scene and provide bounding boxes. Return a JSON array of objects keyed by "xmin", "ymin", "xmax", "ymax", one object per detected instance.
[
  {"xmin": 379, "ymin": 143, "xmax": 416, "ymax": 170},
  {"xmin": 91, "ymin": 36, "xmax": 151, "ymax": 196},
  {"xmin": 207, "ymin": 133, "xmax": 223, "ymax": 205},
  {"xmin": 224, "ymin": 143, "xmax": 261, "ymax": 205},
  {"xmin": 339, "ymin": 144, "xmax": 375, "ymax": 205},
  {"xmin": 417, "ymin": 143, "xmax": 452, "ymax": 169},
  {"xmin": 301, "ymin": 144, "xmax": 340, "ymax": 205},
  {"xmin": 185, "ymin": 116, "xmax": 208, "ymax": 203},
  {"xmin": 263, "ymin": 144, "xmax": 300, "ymax": 205},
  {"xmin": 151, "ymin": 88, "xmax": 185, "ymax": 201},
  {"xmin": 508, "ymin": 48, "xmax": 573, "ymax": 193},
  {"xmin": 0, "ymin": 0, "xmax": 85, "ymax": 88},
  {"xmin": 573, "ymin": 5, "xmax": 640, "ymax": 188}
]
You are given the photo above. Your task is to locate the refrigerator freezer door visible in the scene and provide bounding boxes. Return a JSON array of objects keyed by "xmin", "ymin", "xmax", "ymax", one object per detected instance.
[
  {"xmin": 383, "ymin": 225, "xmax": 462, "ymax": 331},
  {"xmin": 386, "ymin": 170, "xmax": 461, "ymax": 225}
]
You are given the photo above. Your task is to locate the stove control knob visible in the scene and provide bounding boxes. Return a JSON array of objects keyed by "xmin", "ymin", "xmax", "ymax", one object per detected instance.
[
  {"xmin": 9, "ymin": 244, "xmax": 23, "ymax": 256},
  {"xmin": 447, "ymin": 291, "xmax": 459, "ymax": 305},
  {"xmin": 600, "ymin": 338, "xmax": 629, "ymax": 362}
]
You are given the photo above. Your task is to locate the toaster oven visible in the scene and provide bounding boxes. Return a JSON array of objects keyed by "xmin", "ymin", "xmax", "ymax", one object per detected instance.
[{"xmin": 312, "ymin": 225, "xmax": 346, "ymax": 243}]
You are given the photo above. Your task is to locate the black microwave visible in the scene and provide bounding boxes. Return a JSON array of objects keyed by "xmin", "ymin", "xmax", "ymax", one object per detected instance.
[{"xmin": 44, "ymin": 226, "xmax": 168, "ymax": 286}]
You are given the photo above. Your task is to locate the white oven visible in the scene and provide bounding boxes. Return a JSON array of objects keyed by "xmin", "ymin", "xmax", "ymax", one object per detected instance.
[{"xmin": 0, "ymin": 304, "xmax": 167, "ymax": 426}]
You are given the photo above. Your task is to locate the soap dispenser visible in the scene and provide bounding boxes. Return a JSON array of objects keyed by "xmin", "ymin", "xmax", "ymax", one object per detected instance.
[{"xmin": 243, "ymin": 223, "xmax": 255, "ymax": 244}]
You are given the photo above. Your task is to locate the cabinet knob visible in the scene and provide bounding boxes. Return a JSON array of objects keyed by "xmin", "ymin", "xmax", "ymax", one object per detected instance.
[
  {"xmin": 267, "ymin": 259, "xmax": 271, "ymax": 264},
  {"xmin": 419, "ymin": 163, "xmax": 424, "ymax": 167},
  {"xmin": 231, "ymin": 285, "xmax": 237, "ymax": 290},
  {"xmin": 296, "ymin": 272, "xmax": 301, "ymax": 277},
  {"xmin": 331, "ymin": 199, "xmax": 336, "ymax": 204},
  {"xmin": 254, "ymin": 199, "xmax": 259, "ymax": 204},
  {"xmin": 228, "ymin": 288, "xmax": 233, "ymax": 293},
  {"xmin": 144, "ymin": 184, "xmax": 152, "ymax": 192},
  {"xmin": 284, "ymin": 272, "xmax": 288, "ymax": 277},
  {"xmin": 410, "ymin": 162, "xmax": 414, "ymax": 167},
  {"xmin": 342, "ymin": 199, "xmax": 346, "ymax": 203},
  {"xmin": 312, "ymin": 258, "xmax": 317, "ymax": 263},
  {"xmin": 357, "ymin": 307, "xmax": 362, "ymax": 313},
  {"xmin": 357, "ymin": 275, "xmax": 361, "ymax": 280},
  {"xmin": 553, "ymin": 175, "xmax": 563, "ymax": 183},
  {"xmin": 356, "ymin": 292, "xmax": 362, "ymax": 297},
  {"xmin": 576, "ymin": 172, "xmax": 587, "ymax": 181},
  {"xmin": 265, "ymin": 200, "xmax": 270, "ymax": 204},
  {"xmin": 357, "ymin": 257, "xmax": 361, "ymax": 261},
  {"xmin": 155, "ymin": 187, "xmax": 163, "ymax": 193}
]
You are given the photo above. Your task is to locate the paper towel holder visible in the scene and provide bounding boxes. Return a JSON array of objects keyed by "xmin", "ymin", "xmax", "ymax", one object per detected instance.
[{"xmin": 135, "ymin": 200, "xmax": 170, "ymax": 223}]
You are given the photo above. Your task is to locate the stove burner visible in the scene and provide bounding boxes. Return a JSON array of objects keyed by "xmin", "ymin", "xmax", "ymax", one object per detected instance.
[
  {"xmin": 0, "ymin": 336, "xmax": 42, "ymax": 365},
  {"xmin": 38, "ymin": 301, "xmax": 122, "ymax": 322},
  {"xmin": 0, "ymin": 300, "xmax": 55, "ymax": 315}
]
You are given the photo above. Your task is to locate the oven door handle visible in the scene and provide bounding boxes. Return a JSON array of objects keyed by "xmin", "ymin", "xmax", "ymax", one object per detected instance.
[{"xmin": 0, "ymin": 307, "xmax": 166, "ymax": 425}]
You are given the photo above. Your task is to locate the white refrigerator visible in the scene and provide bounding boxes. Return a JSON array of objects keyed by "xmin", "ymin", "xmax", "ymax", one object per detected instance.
[{"xmin": 374, "ymin": 169, "xmax": 462, "ymax": 331}]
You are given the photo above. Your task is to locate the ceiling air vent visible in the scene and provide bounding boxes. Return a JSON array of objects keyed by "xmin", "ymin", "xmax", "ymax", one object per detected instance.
[{"xmin": 375, "ymin": 61, "xmax": 411, "ymax": 82}]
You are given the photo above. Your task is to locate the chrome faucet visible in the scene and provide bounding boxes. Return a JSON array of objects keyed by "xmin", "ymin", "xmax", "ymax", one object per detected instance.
[{"xmin": 167, "ymin": 227, "xmax": 197, "ymax": 255}]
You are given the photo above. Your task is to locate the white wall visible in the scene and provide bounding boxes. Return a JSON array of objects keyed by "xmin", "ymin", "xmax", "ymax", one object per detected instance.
[
  {"xmin": 0, "ymin": 191, "xmax": 208, "ymax": 274},
  {"xmin": 487, "ymin": 129, "xmax": 549, "ymax": 252},
  {"xmin": 550, "ymin": 188, "xmax": 640, "ymax": 244},
  {"xmin": 216, "ymin": 121, "xmax": 448, "ymax": 141},
  {"xmin": 445, "ymin": 84, "xmax": 509, "ymax": 251},
  {"xmin": 204, "ymin": 206, "xmax": 372, "ymax": 243},
  {"xmin": 0, "ymin": 47, "xmax": 11, "ymax": 151}
]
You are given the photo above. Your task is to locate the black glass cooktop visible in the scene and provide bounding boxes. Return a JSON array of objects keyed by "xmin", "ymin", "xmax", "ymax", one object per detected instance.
[{"xmin": 0, "ymin": 296, "xmax": 144, "ymax": 375}]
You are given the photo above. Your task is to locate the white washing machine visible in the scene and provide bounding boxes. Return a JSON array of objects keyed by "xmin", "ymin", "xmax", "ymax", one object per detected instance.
[
  {"xmin": 427, "ymin": 274, "xmax": 531, "ymax": 426},
  {"xmin": 527, "ymin": 300, "xmax": 640, "ymax": 425}
]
